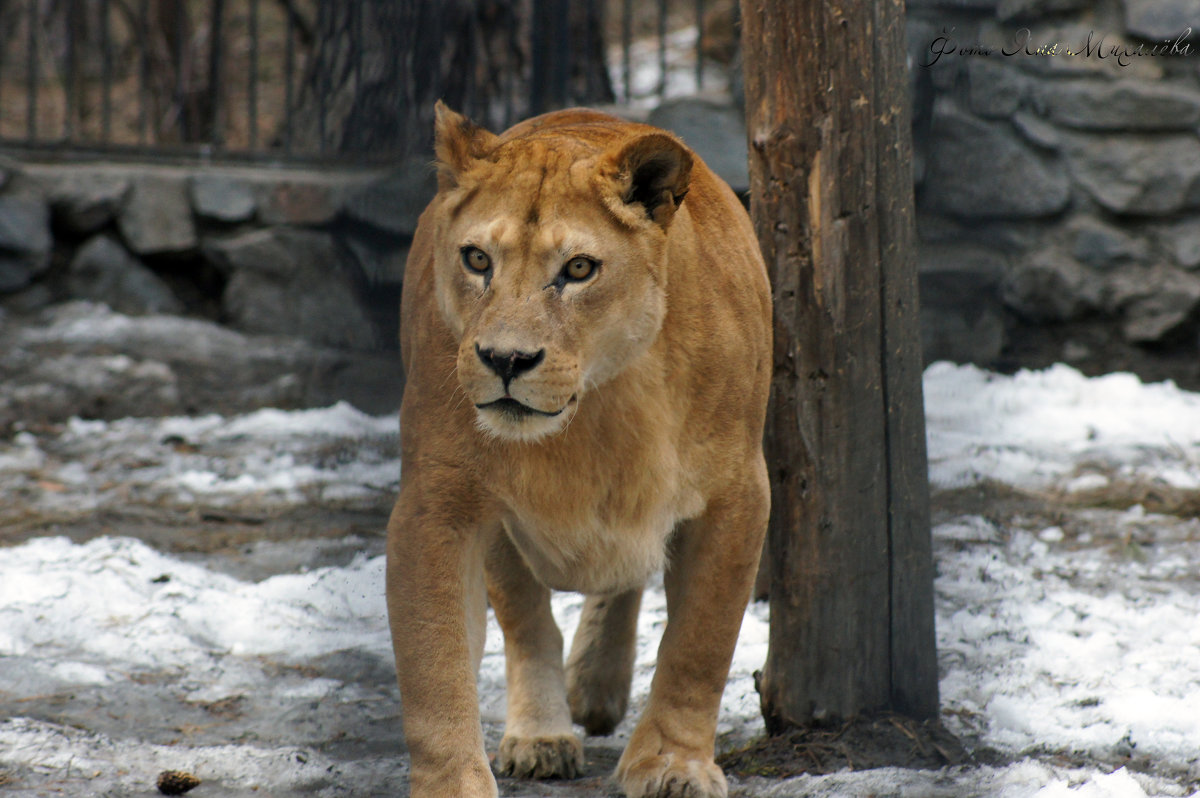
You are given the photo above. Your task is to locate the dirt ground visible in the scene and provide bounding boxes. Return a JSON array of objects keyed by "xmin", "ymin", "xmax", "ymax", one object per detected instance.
[{"xmin": 0, "ymin": 471, "xmax": 1066, "ymax": 797}]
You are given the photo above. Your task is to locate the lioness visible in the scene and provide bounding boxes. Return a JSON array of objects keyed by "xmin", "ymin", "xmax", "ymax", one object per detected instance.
[{"xmin": 387, "ymin": 102, "xmax": 771, "ymax": 798}]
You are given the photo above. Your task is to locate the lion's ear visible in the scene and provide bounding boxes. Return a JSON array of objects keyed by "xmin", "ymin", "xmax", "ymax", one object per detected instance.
[
  {"xmin": 599, "ymin": 133, "xmax": 693, "ymax": 228},
  {"xmin": 433, "ymin": 101, "xmax": 498, "ymax": 190}
]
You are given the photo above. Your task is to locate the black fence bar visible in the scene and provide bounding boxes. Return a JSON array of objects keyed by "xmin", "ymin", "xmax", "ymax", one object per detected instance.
[
  {"xmin": 63, "ymin": 0, "xmax": 75, "ymax": 141},
  {"xmin": 209, "ymin": 0, "xmax": 226, "ymax": 149},
  {"xmin": 139, "ymin": 0, "xmax": 149, "ymax": 144},
  {"xmin": 284, "ymin": 0, "xmax": 295, "ymax": 155},
  {"xmin": 695, "ymin": 0, "xmax": 705, "ymax": 91},
  {"xmin": 353, "ymin": 2, "xmax": 363, "ymax": 119},
  {"xmin": 248, "ymin": 0, "xmax": 259, "ymax": 151},
  {"xmin": 622, "ymin": 0, "xmax": 632, "ymax": 103},
  {"xmin": 101, "ymin": 0, "xmax": 113, "ymax": 143},
  {"xmin": 553, "ymin": 0, "xmax": 570, "ymax": 109},
  {"xmin": 316, "ymin": 0, "xmax": 327, "ymax": 155},
  {"xmin": 175, "ymin": 0, "xmax": 188, "ymax": 140},
  {"xmin": 658, "ymin": 0, "xmax": 668, "ymax": 100},
  {"xmin": 26, "ymin": 0, "xmax": 37, "ymax": 141}
]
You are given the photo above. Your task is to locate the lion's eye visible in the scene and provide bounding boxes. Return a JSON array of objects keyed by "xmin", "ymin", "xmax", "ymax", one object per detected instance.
[
  {"xmin": 562, "ymin": 256, "xmax": 598, "ymax": 283},
  {"xmin": 461, "ymin": 246, "xmax": 492, "ymax": 274}
]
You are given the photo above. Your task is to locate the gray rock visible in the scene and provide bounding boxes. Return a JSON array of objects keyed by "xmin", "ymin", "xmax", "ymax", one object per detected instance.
[
  {"xmin": 1000, "ymin": 248, "xmax": 1096, "ymax": 321},
  {"xmin": 997, "ymin": 0, "xmax": 1092, "ymax": 21},
  {"xmin": 256, "ymin": 176, "xmax": 349, "ymax": 226},
  {"xmin": 648, "ymin": 97, "xmax": 749, "ymax": 193},
  {"xmin": 203, "ymin": 228, "xmax": 294, "ymax": 278},
  {"xmin": 1064, "ymin": 133, "xmax": 1200, "ymax": 215},
  {"xmin": 6, "ymin": 301, "xmax": 402, "ymax": 421},
  {"xmin": 343, "ymin": 159, "xmax": 438, "ymax": 238},
  {"xmin": 1112, "ymin": 267, "xmax": 1200, "ymax": 343},
  {"xmin": 1067, "ymin": 217, "xmax": 1150, "ymax": 270},
  {"xmin": 47, "ymin": 170, "xmax": 131, "ymax": 235},
  {"xmin": 7, "ymin": 354, "xmax": 181, "ymax": 422},
  {"xmin": 1011, "ymin": 111, "xmax": 1061, "ymax": 149},
  {"xmin": 118, "ymin": 174, "xmax": 197, "ymax": 255},
  {"xmin": 968, "ymin": 60, "xmax": 1028, "ymax": 119},
  {"xmin": 210, "ymin": 228, "xmax": 378, "ymax": 350},
  {"xmin": 343, "ymin": 232, "xmax": 409, "ymax": 286},
  {"xmin": 0, "ymin": 194, "xmax": 53, "ymax": 290},
  {"xmin": 923, "ymin": 102, "xmax": 1071, "ymax": 219},
  {"xmin": 1033, "ymin": 79, "xmax": 1200, "ymax": 131},
  {"xmin": 0, "ymin": 255, "xmax": 37, "ymax": 293},
  {"xmin": 906, "ymin": 0, "xmax": 1000, "ymax": 8},
  {"xmin": 66, "ymin": 235, "xmax": 185, "ymax": 315},
  {"xmin": 918, "ymin": 243, "xmax": 1008, "ymax": 363},
  {"xmin": 1123, "ymin": 0, "xmax": 1200, "ymax": 40},
  {"xmin": 0, "ymin": 194, "xmax": 53, "ymax": 257},
  {"xmin": 1156, "ymin": 218, "xmax": 1200, "ymax": 269},
  {"xmin": 190, "ymin": 174, "xmax": 257, "ymax": 223}
]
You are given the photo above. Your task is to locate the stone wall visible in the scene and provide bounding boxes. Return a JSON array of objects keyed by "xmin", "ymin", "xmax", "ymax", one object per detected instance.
[
  {"xmin": 0, "ymin": 156, "xmax": 435, "ymax": 422},
  {"xmin": 906, "ymin": 0, "xmax": 1200, "ymax": 385}
]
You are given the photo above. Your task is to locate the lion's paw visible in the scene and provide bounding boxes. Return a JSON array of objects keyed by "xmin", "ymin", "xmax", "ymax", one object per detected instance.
[
  {"xmin": 617, "ymin": 752, "xmax": 728, "ymax": 798},
  {"xmin": 495, "ymin": 733, "xmax": 584, "ymax": 780},
  {"xmin": 568, "ymin": 682, "xmax": 627, "ymax": 736}
]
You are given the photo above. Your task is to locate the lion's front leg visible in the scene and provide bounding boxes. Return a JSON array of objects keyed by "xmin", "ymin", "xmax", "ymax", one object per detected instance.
[
  {"xmin": 617, "ymin": 475, "xmax": 769, "ymax": 798},
  {"xmin": 486, "ymin": 528, "xmax": 584, "ymax": 779},
  {"xmin": 386, "ymin": 486, "xmax": 496, "ymax": 798}
]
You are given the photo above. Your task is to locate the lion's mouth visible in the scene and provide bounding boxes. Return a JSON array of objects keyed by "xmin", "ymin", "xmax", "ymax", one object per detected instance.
[{"xmin": 476, "ymin": 397, "xmax": 566, "ymax": 420}]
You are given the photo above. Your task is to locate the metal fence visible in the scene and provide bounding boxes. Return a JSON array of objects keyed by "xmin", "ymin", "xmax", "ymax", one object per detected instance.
[{"xmin": 0, "ymin": 0, "xmax": 735, "ymax": 163}]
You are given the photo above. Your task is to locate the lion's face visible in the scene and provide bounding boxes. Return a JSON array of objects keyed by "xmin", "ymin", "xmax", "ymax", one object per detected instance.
[{"xmin": 430, "ymin": 108, "xmax": 691, "ymax": 442}]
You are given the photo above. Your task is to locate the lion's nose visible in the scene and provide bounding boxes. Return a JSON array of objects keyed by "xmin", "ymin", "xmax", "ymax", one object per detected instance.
[{"xmin": 475, "ymin": 344, "xmax": 545, "ymax": 387}]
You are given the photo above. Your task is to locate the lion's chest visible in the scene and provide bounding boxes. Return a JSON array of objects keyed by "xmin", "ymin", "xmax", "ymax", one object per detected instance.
[{"xmin": 492, "ymin": 444, "xmax": 702, "ymax": 594}]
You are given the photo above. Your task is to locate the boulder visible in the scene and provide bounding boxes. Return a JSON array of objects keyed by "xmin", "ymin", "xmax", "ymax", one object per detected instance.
[
  {"xmin": 1108, "ymin": 267, "xmax": 1200, "ymax": 343},
  {"xmin": 0, "ymin": 256, "xmax": 37, "ymax": 293},
  {"xmin": 1011, "ymin": 111, "xmax": 1061, "ymax": 150},
  {"xmin": 190, "ymin": 174, "xmax": 258, "ymax": 223},
  {"xmin": 0, "ymin": 194, "xmax": 53, "ymax": 291},
  {"xmin": 918, "ymin": 243, "xmax": 1007, "ymax": 364},
  {"xmin": 66, "ymin": 235, "xmax": 185, "ymax": 315},
  {"xmin": 206, "ymin": 228, "xmax": 378, "ymax": 350},
  {"xmin": 118, "ymin": 174, "xmax": 197, "ymax": 255},
  {"xmin": 0, "ymin": 193, "xmax": 52, "ymax": 258},
  {"xmin": 1064, "ymin": 133, "xmax": 1200, "ymax": 215},
  {"xmin": 46, "ymin": 170, "xmax": 131, "ymax": 235},
  {"xmin": 648, "ymin": 97, "xmax": 749, "ymax": 193},
  {"xmin": 3, "ymin": 354, "xmax": 181, "ymax": 423},
  {"xmin": 342, "ymin": 158, "xmax": 438, "ymax": 238},
  {"xmin": 967, "ymin": 60, "xmax": 1028, "ymax": 119},
  {"xmin": 1033, "ymin": 79, "xmax": 1200, "ymax": 131},
  {"xmin": 1156, "ymin": 218, "xmax": 1200, "ymax": 269},
  {"xmin": 1066, "ymin": 217, "xmax": 1150, "ymax": 271},
  {"xmin": 1123, "ymin": 0, "xmax": 1200, "ymax": 40},
  {"xmin": 996, "ymin": 0, "xmax": 1092, "ymax": 20},
  {"xmin": 256, "ymin": 176, "xmax": 350, "ymax": 226},
  {"xmin": 4, "ymin": 302, "xmax": 402, "ymax": 422},
  {"xmin": 905, "ymin": 0, "xmax": 999, "ymax": 8},
  {"xmin": 1000, "ymin": 247, "xmax": 1097, "ymax": 322},
  {"xmin": 922, "ymin": 102, "xmax": 1070, "ymax": 219}
]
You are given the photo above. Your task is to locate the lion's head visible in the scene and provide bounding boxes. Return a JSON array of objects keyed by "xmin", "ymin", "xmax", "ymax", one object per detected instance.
[{"xmin": 429, "ymin": 103, "xmax": 693, "ymax": 442}]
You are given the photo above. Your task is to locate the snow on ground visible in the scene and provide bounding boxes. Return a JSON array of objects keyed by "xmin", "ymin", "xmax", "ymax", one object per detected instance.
[{"xmin": 2, "ymin": 362, "xmax": 1200, "ymax": 796}]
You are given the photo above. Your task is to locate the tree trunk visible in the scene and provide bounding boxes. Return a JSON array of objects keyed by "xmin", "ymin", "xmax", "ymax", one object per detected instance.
[
  {"xmin": 290, "ymin": 0, "xmax": 612, "ymax": 159},
  {"xmin": 740, "ymin": 0, "xmax": 938, "ymax": 731}
]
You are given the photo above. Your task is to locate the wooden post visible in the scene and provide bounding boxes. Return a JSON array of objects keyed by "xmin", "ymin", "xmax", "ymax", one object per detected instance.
[{"xmin": 740, "ymin": 0, "xmax": 939, "ymax": 729}]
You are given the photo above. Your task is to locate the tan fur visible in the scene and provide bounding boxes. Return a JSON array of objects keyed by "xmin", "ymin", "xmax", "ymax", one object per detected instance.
[{"xmin": 387, "ymin": 102, "xmax": 771, "ymax": 798}]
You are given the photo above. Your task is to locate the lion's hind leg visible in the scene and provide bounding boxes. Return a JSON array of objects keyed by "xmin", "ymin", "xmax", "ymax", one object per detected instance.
[
  {"xmin": 485, "ymin": 530, "xmax": 584, "ymax": 779},
  {"xmin": 564, "ymin": 589, "xmax": 642, "ymax": 736}
]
